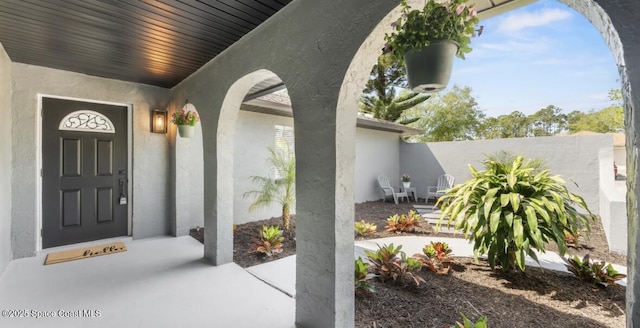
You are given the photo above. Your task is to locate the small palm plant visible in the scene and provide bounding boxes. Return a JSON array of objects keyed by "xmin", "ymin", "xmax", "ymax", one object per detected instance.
[
  {"xmin": 243, "ymin": 146, "xmax": 295, "ymax": 231},
  {"xmin": 437, "ymin": 154, "xmax": 593, "ymax": 272}
]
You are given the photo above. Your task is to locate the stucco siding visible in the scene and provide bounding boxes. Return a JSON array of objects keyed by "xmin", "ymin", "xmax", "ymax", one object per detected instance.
[
  {"xmin": 10, "ymin": 63, "xmax": 170, "ymax": 258},
  {"xmin": 0, "ymin": 44, "xmax": 12, "ymax": 277},
  {"xmin": 234, "ymin": 111, "xmax": 294, "ymax": 224},
  {"xmin": 174, "ymin": 112, "xmax": 205, "ymax": 236},
  {"xmin": 232, "ymin": 111, "xmax": 401, "ymax": 224},
  {"xmin": 400, "ymin": 134, "xmax": 613, "ymax": 212},
  {"xmin": 355, "ymin": 128, "xmax": 400, "ymax": 203}
]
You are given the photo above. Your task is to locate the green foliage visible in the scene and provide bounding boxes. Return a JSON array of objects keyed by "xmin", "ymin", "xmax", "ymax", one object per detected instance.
[
  {"xmin": 437, "ymin": 154, "xmax": 593, "ymax": 272},
  {"xmin": 384, "ymin": 0, "xmax": 480, "ymax": 61},
  {"xmin": 565, "ymin": 254, "xmax": 626, "ymax": 287},
  {"xmin": 567, "ymin": 105, "xmax": 624, "ymax": 134},
  {"xmin": 354, "ymin": 220, "xmax": 377, "ymax": 237},
  {"xmin": 251, "ymin": 225, "xmax": 284, "ymax": 257},
  {"xmin": 359, "ymin": 53, "xmax": 430, "ymax": 123},
  {"xmin": 454, "ymin": 313, "xmax": 488, "ymax": 328},
  {"xmin": 354, "ymin": 257, "xmax": 376, "ymax": 295},
  {"xmin": 243, "ymin": 146, "xmax": 295, "ymax": 230},
  {"xmin": 415, "ymin": 241, "xmax": 455, "ymax": 275},
  {"xmin": 403, "ymin": 85, "xmax": 484, "ymax": 142},
  {"xmin": 385, "ymin": 210, "xmax": 421, "ymax": 233},
  {"xmin": 529, "ymin": 105, "xmax": 567, "ymax": 136},
  {"xmin": 479, "ymin": 111, "xmax": 530, "ymax": 139},
  {"xmin": 365, "ymin": 243, "xmax": 425, "ymax": 286}
]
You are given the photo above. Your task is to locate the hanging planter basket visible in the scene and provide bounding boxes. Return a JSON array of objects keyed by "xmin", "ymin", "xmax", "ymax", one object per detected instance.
[
  {"xmin": 177, "ymin": 125, "xmax": 195, "ymax": 138},
  {"xmin": 403, "ymin": 40, "xmax": 459, "ymax": 93}
]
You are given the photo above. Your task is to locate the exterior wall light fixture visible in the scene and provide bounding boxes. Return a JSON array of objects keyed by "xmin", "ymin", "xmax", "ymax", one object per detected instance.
[{"xmin": 151, "ymin": 109, "xmax": 168, "ymax": 133}]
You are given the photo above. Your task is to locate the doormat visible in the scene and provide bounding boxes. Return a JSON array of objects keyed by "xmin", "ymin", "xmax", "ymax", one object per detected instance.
[{"xmin": 44, "ymin": 242, "xmax": 127, "ymax": 265}]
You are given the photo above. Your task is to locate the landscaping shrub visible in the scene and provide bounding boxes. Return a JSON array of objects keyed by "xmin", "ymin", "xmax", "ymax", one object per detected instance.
[
  {"xmin": 453, "ymin": 313, "xmax": 488, "ymax": 328},
  {"xmin": 385, "ymin": 210, "xmax": 421, "ymax": 233},
  {"xmin": 365, "ymin": 243, "xmax": 425, "ymax": 286},
  {"xmin": 437, "ymin": 154, "xmax": 593, "ymax": 272},
  {"xmin": 354, "ymin": 257, "xmax": 376, "ymax": 295},
  {"xmin": 565, "ymin": 254, "xmax": 626, "ymax": 287},
  {"xmin": 251, "ymin": 225, "xmax": 284, "ymax": 256},
  {"xmin": 354, "ymin": 220, "xmax": 377, "ymax": 237},
  {"xmin": 414, "ymin": 241, "xmax": 455, "ymax": 275}
]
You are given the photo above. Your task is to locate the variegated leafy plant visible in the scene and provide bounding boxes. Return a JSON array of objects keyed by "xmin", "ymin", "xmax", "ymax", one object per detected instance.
[{"xmin": 437, "ymin": 154, "xmax": 593, "ymax": 272}]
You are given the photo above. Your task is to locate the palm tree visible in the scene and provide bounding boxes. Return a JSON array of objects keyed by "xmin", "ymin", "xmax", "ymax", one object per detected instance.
[{"xmin": 243, "ymin": 146, "xmax": 295, "ymax": 231}]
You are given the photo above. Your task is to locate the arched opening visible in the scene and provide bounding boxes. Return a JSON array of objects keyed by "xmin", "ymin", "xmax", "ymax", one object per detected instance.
[
  {"xmin": 211, "ymin": 69, "xmax": 295, "ymax": 267},
  {"xmin": 334, "ymin": 0, "xmax": 636, "ymax": 326}
]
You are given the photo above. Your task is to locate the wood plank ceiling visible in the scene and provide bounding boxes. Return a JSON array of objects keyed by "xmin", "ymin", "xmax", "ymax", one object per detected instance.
[{"xmin": 0, "ymin": 0, "xmax": 293, "ymax": 88}]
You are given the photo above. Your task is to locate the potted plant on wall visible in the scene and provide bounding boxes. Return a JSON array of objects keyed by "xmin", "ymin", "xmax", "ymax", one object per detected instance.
[
  {"xmin": 384, "ymin": 0, "xmax": 481, "ymax": 93},
  {"xmin": 171, "ymin": 104, "xmax": 200, "ymax": 138}
]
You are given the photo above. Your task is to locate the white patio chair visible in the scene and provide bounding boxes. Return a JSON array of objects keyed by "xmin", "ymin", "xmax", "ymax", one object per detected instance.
[
  {"xmin": 377, "ymin": 175, "xmax": 408, "ymax": 205},
  {"xmin": 426, "ymin": 174, "xmax": 454, "ymax": 202}
]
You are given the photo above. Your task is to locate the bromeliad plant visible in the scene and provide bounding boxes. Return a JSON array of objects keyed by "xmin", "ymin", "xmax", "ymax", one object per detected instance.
[
  {"xmin": 565, "ymin": 254, "xmax": 626, "ymax": 287},
  {"xmin": 453, "ymin": 313, "xmax": 488, "ymax": 328},
  {"xmin": 354, "ymin": 257, "xmax": 376, "ymax": 295},
  {"xmin": 251, "ymin": 225, "xmax": 284, "ymax": 257},
  {"xmin": 354, "ymin": 220, "xmax": 377, "ymax": 237},
  {"xmin": 437, "ymin": 154, "xmax": 594, "ymax": 272},
  {"xmin": 415, "ymin": 241, "xmax": 455, "ymax": 274},
  {"xmin": 385, "ymin": 210, "xmax": 421, "ymax": 233},
  {"xmin": 365, "ymin": 243, "xmax": 425, "ymax": 286},
  {"xmin": 384, "ymin": 0, "xmax": 481, "ymax": 61}
]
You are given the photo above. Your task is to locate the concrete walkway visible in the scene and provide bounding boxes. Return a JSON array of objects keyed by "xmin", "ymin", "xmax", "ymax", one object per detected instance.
[{"xmin": 0, "ymin": 236, "xmax": 295, "ymax": 328}]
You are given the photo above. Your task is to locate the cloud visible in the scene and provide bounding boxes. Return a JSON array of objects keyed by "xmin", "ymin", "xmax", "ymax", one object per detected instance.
[
  {"xmin": 498, "ymin": 8, "xmax": 572, "ymax": 33},
  {"xmin": 476, "ymin": 39, "xmax": 551, "ymax": 54}
]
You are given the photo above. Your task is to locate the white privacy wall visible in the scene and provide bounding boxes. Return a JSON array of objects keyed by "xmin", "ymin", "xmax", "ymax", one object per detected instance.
[
  {"xmin": 400, "ymin": 134, "xmax": 614, "ymax": 212},
  {"xmin": 233, "ymin": 111, "xmax": 402, "ymax": 223},
  {"xmin": 234, "ymin": 111, "xmax": 295, "ymax": 224},
  {"xmin": 354, "ymin": 128, "xmax": 400, "ymax": 203}
]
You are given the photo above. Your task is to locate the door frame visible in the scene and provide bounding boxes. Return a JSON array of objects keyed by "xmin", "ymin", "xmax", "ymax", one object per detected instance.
[{"xmin": 36, "ymin": 94, "xmax": 133, "ymax": 251}]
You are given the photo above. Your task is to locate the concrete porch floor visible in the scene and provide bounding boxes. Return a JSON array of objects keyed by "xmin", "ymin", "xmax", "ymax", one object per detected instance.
[{"xmin": 0, "ymin": 236, "xmax": 295, "ymax": 328}]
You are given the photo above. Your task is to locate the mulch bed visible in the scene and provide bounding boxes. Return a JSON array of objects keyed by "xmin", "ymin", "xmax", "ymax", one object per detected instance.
[
  {"xmin": 356, "ymin": 258, "xmax": 625, "ymax": 328},
  {"xmin": 189, "ymin": 199, "xmax": 627, "ymax": 327}
]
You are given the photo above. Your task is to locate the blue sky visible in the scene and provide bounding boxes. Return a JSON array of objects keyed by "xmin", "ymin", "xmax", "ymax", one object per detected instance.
[{"xmin": 447, "ymin": 0, "xmax": 619, "ymax": 117}]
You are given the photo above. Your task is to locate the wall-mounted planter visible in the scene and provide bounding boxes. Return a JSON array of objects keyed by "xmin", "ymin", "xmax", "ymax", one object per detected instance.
[
  {"xmin": 403, "ymin": 40, "xmax": 459, "ymax": 93},
  {"xmin": 178, "ymin": 125, "xmax": 195, "ymax": 138}
]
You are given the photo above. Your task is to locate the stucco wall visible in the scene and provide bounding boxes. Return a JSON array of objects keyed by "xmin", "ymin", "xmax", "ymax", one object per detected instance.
[
  {"xmin": 0, "ymin": 44, "xmax": 12, "ymax": 277},
  {"xmin": 174, "ymin": 109, "xmax": 205, "ymax": 236},
  {"xmin": 400, "ymin": 134, "xmax": 613, "ymax": 212},
  {"xmin": 355, "ymin": 128, "xmax": 400, "ymax": 203},
  {"xmin": 11, "ymin": 63, "xmax": 170, "ymax": 258},
  {"xmin": 231, "ymin": 111, "xmax": 401, "ymax": 224},
  {"xmin": 234, "ymin": 111, "xmax": 293, "ymax": 224},
  {"xmin": 599, "ymin": 148, "xmax": 627, "ymax": 253}
]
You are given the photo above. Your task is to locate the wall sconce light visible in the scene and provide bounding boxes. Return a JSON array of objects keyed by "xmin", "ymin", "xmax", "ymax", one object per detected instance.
[{"xmin": 151, "ymin": 109, "xmax": 168, "ymax": 133}]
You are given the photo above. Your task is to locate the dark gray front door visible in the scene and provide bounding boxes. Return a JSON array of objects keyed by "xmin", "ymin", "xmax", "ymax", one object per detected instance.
[{"xmin": 42, "ymin": 98, "xmax": 128, "ymax": 248}]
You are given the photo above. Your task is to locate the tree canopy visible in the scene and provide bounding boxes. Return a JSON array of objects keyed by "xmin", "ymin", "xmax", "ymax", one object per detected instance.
[{"xmin": 403, "ymin": 85, "xmax": 484, "ymax": 142}]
